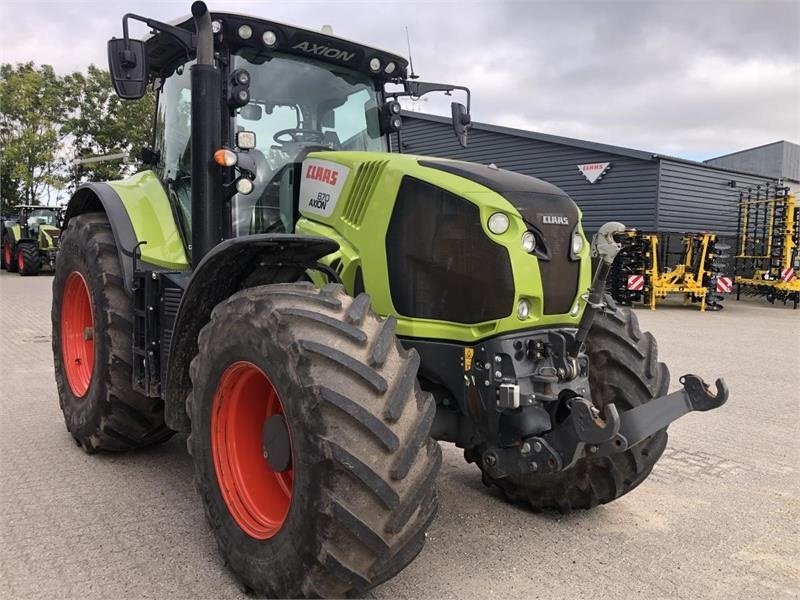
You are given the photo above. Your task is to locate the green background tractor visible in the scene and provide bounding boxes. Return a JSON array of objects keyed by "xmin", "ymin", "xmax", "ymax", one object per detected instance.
[
  {"xmin": 50, "ymin": 3, "xmax": 727, "ymax": 597},
  {"xmin": 2, "ymin": 204, "xmax": 63, "ymax": 275}
]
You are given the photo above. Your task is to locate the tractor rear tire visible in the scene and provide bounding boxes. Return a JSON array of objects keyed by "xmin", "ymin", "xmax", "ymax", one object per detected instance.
[
  {"xmin": 3, "ymin": 236, "xmax": 18, "ymax": 272},
  {"xmin": 51, "ymin": 212, "xmax": 174, "ymax": 452},
  {"xmin": 471, "ymin": 299, "xmax": 670, "ymax": 513},
  {"xmin": 188, "ymin": 283, "xmax": 441, "ymax": 598},
  {"xmin": 17, "ymin": 242, "xmax": 41, "ymax": 276}
]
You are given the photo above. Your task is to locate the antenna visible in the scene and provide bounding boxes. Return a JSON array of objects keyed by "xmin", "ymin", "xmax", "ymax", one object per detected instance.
[{"xmin": 405, "ymin": 26, "xmax": 419, "ymax": 79}]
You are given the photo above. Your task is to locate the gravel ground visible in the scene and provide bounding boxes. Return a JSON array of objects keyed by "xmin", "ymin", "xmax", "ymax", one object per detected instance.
[{"xmin": 1, "ymin": 270, "xmax": 798, "ymax": 599}]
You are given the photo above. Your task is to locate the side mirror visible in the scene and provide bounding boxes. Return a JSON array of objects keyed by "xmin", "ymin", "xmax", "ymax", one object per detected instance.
[
  {"xmin": 451, "ymin": 102, "xmax": 471, "ymax": 148},
  {"xmin": 107, "ymin": 38, "xmax": 149, "ymax": 100}
]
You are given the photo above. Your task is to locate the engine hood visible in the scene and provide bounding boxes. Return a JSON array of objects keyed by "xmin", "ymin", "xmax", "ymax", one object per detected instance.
[{"xmin": 418, "ymin": 158, "xmax": 581, "ymax": 315}]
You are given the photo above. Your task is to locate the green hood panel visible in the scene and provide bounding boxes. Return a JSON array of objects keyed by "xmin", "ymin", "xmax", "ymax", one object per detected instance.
[
  {"xmin": 108, "ymin": 172, "xmax": 189, "ymax": 270},
  {"xmin": 295, "ymin": 151, "xmax": 591, "ymax": 343}
]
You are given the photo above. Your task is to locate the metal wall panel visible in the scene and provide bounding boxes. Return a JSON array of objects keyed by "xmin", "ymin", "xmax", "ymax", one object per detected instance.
[
  {"xmin": 657, "ymin": 159, "xmax": 776, "ymax": 236},
  {"xmin": 396, "ymin": 116, "xmax": 660, "ymax": 232}
]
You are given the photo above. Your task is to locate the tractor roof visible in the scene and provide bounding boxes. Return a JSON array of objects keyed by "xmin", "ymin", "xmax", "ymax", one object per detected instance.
[{"xmin": 145, "ymin": 11, "xmax": 409, "ymax": 82}]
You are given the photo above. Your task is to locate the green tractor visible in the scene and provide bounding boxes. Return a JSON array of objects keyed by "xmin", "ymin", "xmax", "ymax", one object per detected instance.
[
  {"xmin": 51, "ymin": 3, "xmax": 728, "ymax": 597},
  {"xmin": 2, "ymin": 205, "xmax": 63, "ymax": 275}
]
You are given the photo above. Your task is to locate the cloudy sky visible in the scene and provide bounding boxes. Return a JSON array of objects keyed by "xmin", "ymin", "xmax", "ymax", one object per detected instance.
[{"xmin": 1, "ymin": 0, "xmax": 798, "ymax": 161}]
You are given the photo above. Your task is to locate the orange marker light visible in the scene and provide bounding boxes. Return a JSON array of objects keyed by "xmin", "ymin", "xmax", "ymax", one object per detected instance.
[{"xmin": 214, "ymin": 148, "xmax": 238, "ymax": 167}]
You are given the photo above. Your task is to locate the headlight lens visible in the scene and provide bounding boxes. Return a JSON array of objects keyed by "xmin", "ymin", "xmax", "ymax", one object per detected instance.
[
  {"xmin": 369, "ymin": 58, "xmax": 382, "ymax": 72},
  {"xmin": 487, "ymin": 212, "xmax": 509, "ymax": 235},
  {"xmin": 235, "ymin": 178, "xmax": 254, "ymax": 195},
  {"xmin": 237, "ymin": 24, "xmax": 253, "ymax": 40},
  {"xmin": 262, "ymin": 30, "xmax": 277, "ymax": 47},
  {"xmin": 517, "ymin": 299, "xmax": 531, "ymax": 320},
  {"xmin": 572, "ymin": 232, "xmax": 584, "ymax": 254},
  {"xmin": 521, "ymin": 231, "xmax": 536, "ymax": 253}
]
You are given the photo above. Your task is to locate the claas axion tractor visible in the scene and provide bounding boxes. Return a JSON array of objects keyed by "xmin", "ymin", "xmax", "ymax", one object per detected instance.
[
  {"xmin": 51, "ymin": 3, "xmax": 728, "ymax": 597},
  {"xmin": 2, "ymin": 205, "xmax": 63, "ymax": 275}
]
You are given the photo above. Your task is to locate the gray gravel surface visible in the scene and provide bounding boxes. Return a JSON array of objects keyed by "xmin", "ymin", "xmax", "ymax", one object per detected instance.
[{"xmin": 1, "ymin": 271, "xmax": 798, "ymax": 599}]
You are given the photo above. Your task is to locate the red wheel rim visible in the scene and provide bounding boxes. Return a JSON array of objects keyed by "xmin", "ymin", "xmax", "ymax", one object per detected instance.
[
  {"xmin": 61, "ymin": 272, "xmax": 95, "ymax": 397},
  {"xmin": 212, "ymin": 361, "xmax": 293, "ymax": 539},
  {"xmin": 3, "ymin": 242, "xmax": 10, "ymax": 267},
  {"xmin": 17, "ymin": 250, "xmax": 24, "ymax": 272}
]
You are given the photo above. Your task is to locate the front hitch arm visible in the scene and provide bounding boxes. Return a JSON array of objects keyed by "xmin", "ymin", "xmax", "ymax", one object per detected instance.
[{"xmin": 484, "ymin": 374, "xmax": 729, "ymax": 477}]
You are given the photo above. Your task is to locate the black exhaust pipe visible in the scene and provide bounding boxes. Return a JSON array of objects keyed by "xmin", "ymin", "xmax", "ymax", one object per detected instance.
[{"xmin": 189, "ymin": 1, "xmax": 221, "ymax": 265}]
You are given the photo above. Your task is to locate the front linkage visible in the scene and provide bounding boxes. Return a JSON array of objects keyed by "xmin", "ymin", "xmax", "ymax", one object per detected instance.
[
  {"xmin": 473, "ymin": 222, "xmax": 728, "ymax": 479},
  {"xmin": 483, "ymin": 373, "xmax": 728, "ymax": 478}
]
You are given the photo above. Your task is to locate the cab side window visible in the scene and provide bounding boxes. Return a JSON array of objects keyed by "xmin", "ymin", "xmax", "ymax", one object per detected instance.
[{"xmin": 153, "ymin": 64, "xmax": 193, "ymax": 229}]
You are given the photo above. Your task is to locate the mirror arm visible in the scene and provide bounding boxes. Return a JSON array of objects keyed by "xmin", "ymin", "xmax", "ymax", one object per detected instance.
[
  {"xmin": 397, "ymin": 81, "xmax": 472, "ymax": 114},
  {"xmin": 121, "ymin": 13, "xmax": 196, "ymax": 52}
]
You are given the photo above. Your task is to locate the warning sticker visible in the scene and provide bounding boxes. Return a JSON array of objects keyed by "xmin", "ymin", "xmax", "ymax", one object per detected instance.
[
  {"xmin": 627, "ymin": 274, "xmax": 644, "ymax": 291},
  {"xmin": 299, "ymin": 158, "xmax": 350, "ymax": 218},
  {"xmin": 464, "ymin": 348, "xmax": 474, "ymax": 372},
  {"xmin": 715, "ymin": 276, "xmax": 733, "ymax": 293}
]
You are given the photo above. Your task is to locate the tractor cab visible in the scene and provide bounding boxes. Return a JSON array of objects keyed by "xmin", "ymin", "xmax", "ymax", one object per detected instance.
[{"xmin": 113, "ymin": 9, "xmax": 470, "ymax": 252}]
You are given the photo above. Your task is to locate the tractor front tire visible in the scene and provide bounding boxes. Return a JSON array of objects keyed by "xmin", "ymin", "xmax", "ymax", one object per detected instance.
[
  {"xmin": 51, "ymin": 212, "xmax": 173, "ymax": 452},
  {"xmin": 188, "ymin": 283, "xmax": 441, "ymax": 598},
  {"xmin": 17, "ymin": 242, "xmax": 41, "ymax": 276},
  {"xmin": 472, "ymin": 300, "xmax": 670, "ymax": 512}
]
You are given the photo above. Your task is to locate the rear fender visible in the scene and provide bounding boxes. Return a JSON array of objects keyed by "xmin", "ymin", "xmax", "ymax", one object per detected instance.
[{"xmin": 163, "ymin": 234, "xmax": 339, "ymax": 432}]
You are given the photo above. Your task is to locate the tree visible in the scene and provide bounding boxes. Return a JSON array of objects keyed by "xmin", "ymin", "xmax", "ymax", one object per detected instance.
[
  {"xmin": 0, "ymin": 63, "xmax": 156, "ymax": 213},
  {"xmin": 0, "ymin": 63, "xmax": 67, "ymax": 213},
  {"xmin": 63, "ymin": 65, "xmax": 155, "ymax": 187}
]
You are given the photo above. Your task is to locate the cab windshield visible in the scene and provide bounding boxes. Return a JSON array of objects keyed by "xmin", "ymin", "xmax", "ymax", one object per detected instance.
[{"xmin": 232, "ymin": 51, "xmax": 386, "ymax": 235}]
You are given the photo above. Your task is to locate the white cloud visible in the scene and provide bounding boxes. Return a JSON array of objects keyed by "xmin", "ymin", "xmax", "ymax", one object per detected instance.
[{"xmin": 1, "ymin": 0, "xmax": 798, "ymax": 159}]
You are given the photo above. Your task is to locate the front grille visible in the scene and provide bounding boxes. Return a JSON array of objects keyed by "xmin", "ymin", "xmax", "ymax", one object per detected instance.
[
  {"xmin": 515, "ymin": 199, "xmax": 580, "ymax": 315},
  {"xmin": 386, "ymin": 177, "xmax": 514, "ymax": 324}
]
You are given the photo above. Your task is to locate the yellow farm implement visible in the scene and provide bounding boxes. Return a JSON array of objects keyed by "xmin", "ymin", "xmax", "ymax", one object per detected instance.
[
  {"xmin": 735, "ymin": 186, "xmax": 799, "ymax": 309},
  {"xmin": 609, "ymin": 231, "xmax": 729, "ymax": 311}
]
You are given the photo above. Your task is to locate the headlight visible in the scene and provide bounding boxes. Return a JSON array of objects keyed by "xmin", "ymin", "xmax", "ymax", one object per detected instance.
[
  {"xmin": 235, "ymin": 178, "xmax": 254, "ymax": 195},
  {"xmin": 237, "ymin": 24, "xmax": 253, "ymax": 40},
  {"xmin": 369, "ymin": 58, "xmax": 382, "ymax": 72},
  {"xmin": 572, "ymin": 232, "xmax": 584, "ymax": 254},
  {"xmin": 517, "ymin": 299, "xmax": 531, "ymax": 320},
  {"xmin": 521, "ymin": 231, "xmax": 536, "ymax": 253},
  {"xmin": 262, "ymin": 30, "xmax": 278, "ymax": 47},
  {"xmin": 487, "ymin": 212, "xmax": 509, "ymax": 235}
]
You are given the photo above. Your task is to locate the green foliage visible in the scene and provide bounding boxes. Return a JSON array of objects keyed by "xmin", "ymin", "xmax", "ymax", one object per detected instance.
[
  {"xmin": 0, "ymin": 63, "xmax": 67, "ymax": 212},
  {"xmin": 63, "ymin": 66, "xmax": 154, "ymax": 186},
  {"xmin": 0, "ymin": 62, "xmax": 155, "ymax": 214}
]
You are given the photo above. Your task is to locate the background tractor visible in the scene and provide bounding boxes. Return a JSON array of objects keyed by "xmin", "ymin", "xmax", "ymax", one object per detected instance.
[
  {"xmin": 51, "ymin": 3, "xmax": 728, "ymax": 597},
  {"xmin": 2, "ymin": 204, "xmax": 63, "ymax": 275}
]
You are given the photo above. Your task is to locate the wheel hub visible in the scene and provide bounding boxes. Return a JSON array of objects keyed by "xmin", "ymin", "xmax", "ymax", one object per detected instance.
[
  {"xmin": 262, "ymin": 414, "xmax": 291, "ymax": 472},
  {"xmin": 211, "ymin": 361, "xmax": 293, "ymax": 540},
  {"xmin": 60, "ymin": 271, "xmax": 95, "ymax": 397}
]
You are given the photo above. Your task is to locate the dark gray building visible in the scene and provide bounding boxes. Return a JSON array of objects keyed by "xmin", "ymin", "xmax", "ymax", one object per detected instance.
[
  {"xmin": 705, "ymin": 141, "xmax": 800, "ymax": 189},
  {"xmin": 395, "ymin": 112, "xmax": 783, "ymax": 236}
]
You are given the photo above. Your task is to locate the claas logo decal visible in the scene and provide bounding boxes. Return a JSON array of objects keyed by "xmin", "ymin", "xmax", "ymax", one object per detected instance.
[{"xmin": 305, "ymin": 164, "xmax": 339, "ymax": 186}]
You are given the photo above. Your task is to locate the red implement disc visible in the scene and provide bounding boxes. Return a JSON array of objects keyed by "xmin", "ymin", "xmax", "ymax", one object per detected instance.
[
  {"xmin": 61, "ymin": 272, "xmax": 95, "ymax": 397},
  {"xmin": 212, "ymin": 361, "xmax": 293, "ymax": 539}
]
